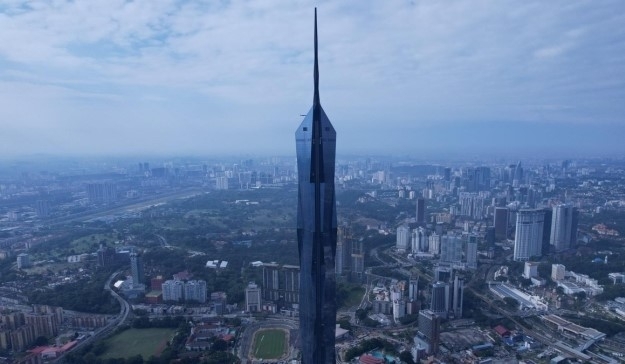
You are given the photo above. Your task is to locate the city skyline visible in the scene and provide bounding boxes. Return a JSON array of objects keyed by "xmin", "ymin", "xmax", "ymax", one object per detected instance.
[{"xmin": 1, "ymin": 1, "xmax": 625, "ymax": 157}]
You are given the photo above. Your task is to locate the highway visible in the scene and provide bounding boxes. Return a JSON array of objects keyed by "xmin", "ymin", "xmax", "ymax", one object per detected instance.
[{"xmin": 53, "ymin": 269, "xmax": 130, "ymax": 363}]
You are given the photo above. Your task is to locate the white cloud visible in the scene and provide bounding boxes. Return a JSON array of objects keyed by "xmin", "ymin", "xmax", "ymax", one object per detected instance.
[{"xmin": 0, "ymin": 0, "xmax": 624, "ymax": 155}]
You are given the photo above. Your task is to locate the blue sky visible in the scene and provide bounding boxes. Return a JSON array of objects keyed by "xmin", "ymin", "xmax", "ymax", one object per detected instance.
[{"xmin": 0, "ymin": 0, "xmax": 624, "ymax": 157}]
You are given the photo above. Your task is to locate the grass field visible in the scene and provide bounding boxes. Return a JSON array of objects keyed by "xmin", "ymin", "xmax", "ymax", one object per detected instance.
[
  {"xmin": 252, "ymin": 329, "xmax": 287, "ymax": 359},
  {"xmin": 100, "ymin": 328, "xmax": 176, "ymax": 359}
]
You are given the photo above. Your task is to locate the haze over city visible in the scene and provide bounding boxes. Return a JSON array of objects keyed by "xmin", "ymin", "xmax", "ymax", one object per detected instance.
[{"xmin": 1, "ymin": 0, "xmax": 624, "ymax": 157}]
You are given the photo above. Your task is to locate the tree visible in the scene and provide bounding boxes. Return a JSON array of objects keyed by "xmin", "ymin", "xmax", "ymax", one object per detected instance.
[
  {"xmin": 212, "ymin": 339, "xmax": 228, "ymax": 351},
  {"xmin": 503, "ymin": 297, "xmax": 519, "ymax": 310},
  {"xmin": 34, "ymin": 336, "xmax": 48, "ymax": 346},
  {"xmin": 399, "ymin": 350, "xmax": 415, "ymax": 364}
]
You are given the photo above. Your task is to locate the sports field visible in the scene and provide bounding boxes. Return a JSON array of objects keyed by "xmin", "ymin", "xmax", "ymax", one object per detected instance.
[
  {"xmin": 252, "ymin": 329, "xmax": 287, "ymax": 359},
  {"xmin": 100, "ymin": 328, "xmax": 176, "ymax": 359}
]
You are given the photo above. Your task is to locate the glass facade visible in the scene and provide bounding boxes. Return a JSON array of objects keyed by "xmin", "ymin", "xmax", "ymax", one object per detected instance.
[{"xmin": 295, "ymin": 9, "xmax": 337, "ymax": 364}]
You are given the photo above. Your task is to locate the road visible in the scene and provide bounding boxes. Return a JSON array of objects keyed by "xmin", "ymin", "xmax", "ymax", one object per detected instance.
[{"xmin": 53, "ymin": 269, "xmax": 130, "ymax": 363}]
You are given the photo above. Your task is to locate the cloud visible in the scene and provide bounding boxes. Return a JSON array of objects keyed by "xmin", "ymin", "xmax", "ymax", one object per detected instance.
[{"xmin": 0, "ymin": 0, "xmax": 624, "ymax": 156}]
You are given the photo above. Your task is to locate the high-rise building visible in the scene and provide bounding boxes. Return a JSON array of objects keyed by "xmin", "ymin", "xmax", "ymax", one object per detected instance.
[
  {"xmin": 418, "ymin": 309, "xmax": 440, "ymax": 355},
  {"xmin": 336, "ymin": 225, "xmax": 352, "ymax": 275},
  {"xmin": 440, "ymin": 235, "xmax": 462, "ymax": 264},
  {"xmin": 261, "ymin": 263, "xmax": 300, "ymax": 306},
  {"xmin": 16, "ymin": 253, "xmax": 30, "ymax": 269},
  {"xmin": 416, "ymin": 198, "xmax": 426, "ymax": 223},
  {"xmin": 550, "ymin": 204, "xmax": 578, "ymax": 252},
  {"xmin": 396, "ymin": 225, "xmax": 411, "ymax": 252},
  {"xmin": 35, "ymin": 200, "xmax": 50, "ymax": 218},
  {"xmin": 245, "ymin": 282, "xmax": 262, "ymax": 312},
  {"xmin": 450, "ymin": 275, "xmax": 464, "ymax": 318},
  {"xmin": 412, "ymin": 227, "xmax": 428, "ymax": 252},
  {"xmin": 466, "ymin": 238, "xmax": 478, "ymax": 269},
  {"xmin": 430, "ymin": 282, "xmax": 449, "ymax": 317},
  {"xmin": 513, "ymin": 209, "xmax": 545, "ymax": 261},
  {"xmin": 162, "ymin": 280, "xmax": 184, "ymax": 302},
  {"xmin": 86, "ymin": 182, "xmax": 117, "ymax": 204},
  {"xmin": 351, "ymin": 239, "xmax": 365, "ymax": 281},
  {"xmin": 295, "ymin": 11, "xmax": 337, "ymax": 360},
  {"xmin": 429, "ymin": 233, "xmax": 441, "ymax": 255},
  {"xmin": 494, "ymin": 207, "xmax": 509, "ymax": 240},
  {"xmin": 408, "ymin": 278, "xmax": 419, "ymax": 301},
  {"xmin": 184, "ymin": 280, "xmax": 207, "ymax": 303},
  {"xmin": 542, "ymin": 208, "xmax": 553, "ymax": 255},
  {"xmin": 512, "ymin": 161, "xmax": 523, "ymax": 187},
  {"xmin": 130, "ymin": 253, "xmax": 144, "ymax": 288}
]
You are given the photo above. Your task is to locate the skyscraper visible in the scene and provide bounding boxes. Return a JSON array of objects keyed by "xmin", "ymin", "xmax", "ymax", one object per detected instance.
[
  {"xmin": 416, "ymin": 198, "xmax": 426, "ymax": 223},
  {"xmin": 396, "ymin": 225, "xmax": 411, "ymax": 252},
  {"xmin": 430, "ymin": 281, "xmax": 449, "ymax": 317},
  {"xmin": 466, "ymin": 238, "xmax": 478, "ymax": 269},
  {"xmin": 296, "ymin": 9, "xmax": 337, "ymax": 364},
  {"xmin": 494, "ymin": 207, "xmax": 509, "ymax": 240},
  {"xmin": 550, "ymin": 204, "xmax": 578, "ymax": 252},
  {"xmin": 130, "ymin": 253, "xmax": 144, "ymax": 288},
  {"xmin": 418, "ymin": 309, "xmax": 440, "ymax": 355},
  {"xmin": 336, "ymin": 224, "xmax": 352, "ymax": 275},
  {"xmin": 440, "ymin": 235, "xmax": 462, "ymax": 264},
  {"xmin": 513, "ymin": 209, "xmax": 545, "ymax": 261}
]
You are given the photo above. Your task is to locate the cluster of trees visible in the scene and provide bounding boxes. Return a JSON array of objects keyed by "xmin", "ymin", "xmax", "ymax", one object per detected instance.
[
  {"xmin": 355, "ymin": 308, "xmax": 380, "ymax": 327},
  {"xmin": 28, "ymin": 272, "xmax": 120, "ymax": 314},
  {"xmin": 563, "ymin": 314, "xmax": 625, "ymax": 337},
  {"xmin": 343, "ymin": 337, "xmax": 397, "ymax": 362},
  {"xmin": 131, "ymin": 315, "xmax": 186, "ymax": 329}
]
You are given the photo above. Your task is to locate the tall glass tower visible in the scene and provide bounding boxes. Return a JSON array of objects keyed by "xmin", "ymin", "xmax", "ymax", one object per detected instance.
[{"xmin": 295, "ymin": 8, "xmax": 337, "ymax": 364}]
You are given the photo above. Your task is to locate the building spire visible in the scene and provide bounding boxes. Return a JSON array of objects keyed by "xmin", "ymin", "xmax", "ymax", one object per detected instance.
[{"xmin": 313, "ymin": 7, "xmax": 320, "ymax": 106}]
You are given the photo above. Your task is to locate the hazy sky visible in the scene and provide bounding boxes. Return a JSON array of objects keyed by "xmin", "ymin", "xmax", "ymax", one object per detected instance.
[{"xmin": 1, "ymin": 0, "xmax": 624, "ymax": 157}]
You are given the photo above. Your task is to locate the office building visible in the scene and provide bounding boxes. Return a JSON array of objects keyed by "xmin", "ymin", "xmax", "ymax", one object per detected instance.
[
  {"xmin": 513, "ymin": 209, "xmax": 545, "ymax": 261},
  {"xmin": 542, "ymin": 208, "xmax": 553, "ymax": 255},
  {"xmin": 494, "ymin": 207, "xmax": 508, "ymax": 240},
  {"xmin": 430, "ymin": 282, "xmax": 449, "ymax": 317},
  {"xmin": 418, "ymin": 310, "xmax": 440, "ymax": 355},
  {"xmin": 245, "ymin": 282, "xmax": 262, "ymax": 312},
  {"xmin": 550, "ymin": 204, "xmax": 578, "ymax": 252},
  {"xmin": 295, "ymin": 10, "xmax": 337, "ymax": 363},
  {"xmin": 416, "ymin": 198, "xmax": 425, "ymax": 223},
  {"xmin": 434, "ymin": 266, "xmax": 453, "ymax": 283},
  {"xmin": 130, "ymin": 253, "xmax": 144, "ymax": 287},
  {"xmin": 396, "ymin": 225, "xmax": 411, "ymax": 252}
]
